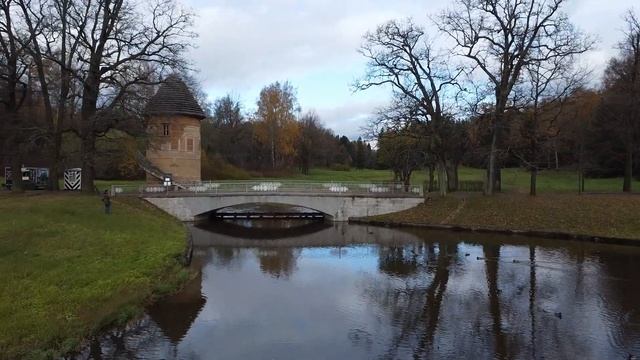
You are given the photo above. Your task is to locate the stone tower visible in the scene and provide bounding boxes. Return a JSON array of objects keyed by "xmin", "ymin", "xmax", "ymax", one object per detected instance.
[{"xmin": 145, "ymin": 75, "xmax": 206, "ymax": 184}]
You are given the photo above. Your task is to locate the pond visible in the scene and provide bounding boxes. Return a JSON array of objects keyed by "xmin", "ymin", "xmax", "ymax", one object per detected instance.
[{"xmin": 78, "ymin": 216, "xmax": 640, "ymax": 359}]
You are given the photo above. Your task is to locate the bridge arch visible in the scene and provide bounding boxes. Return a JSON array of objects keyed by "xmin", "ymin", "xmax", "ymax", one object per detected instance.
[
  {"xmin": 195, "ymin": 201, "xmax": 332, "ymax": 221},
  {"xmin": 144, "ymin": 194, "xmax": 424, "ymax": 222}
]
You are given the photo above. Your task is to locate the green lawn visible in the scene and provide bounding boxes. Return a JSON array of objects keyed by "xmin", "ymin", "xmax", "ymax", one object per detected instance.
[
  {"xmin": 267, "ymin": 167, "xmax": 639, "ymax": 193},
  {"xmin": 0, "ymin": 194, "xmax": 188, "ymax": 359},
  {"xmin": 3, "ymin": 167, "xmax": 638, "ymax": 194},
  {"xmin": 0, "ymin": 177, "xmax": 144, "ymax": 193}
]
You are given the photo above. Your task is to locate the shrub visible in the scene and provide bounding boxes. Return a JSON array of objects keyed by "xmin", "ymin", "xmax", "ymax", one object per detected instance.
[
  {"xmin": 329, "ymin": 163, "xmax": 351, "ymax": 171},
  {"xmin": 201, "ymin": 153, "xmax": 252, "ymax": 180}
]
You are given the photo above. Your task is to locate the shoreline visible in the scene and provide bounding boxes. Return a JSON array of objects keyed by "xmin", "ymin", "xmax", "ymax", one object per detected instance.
[
  {"xmin": 351, "ymin": 193, "xmax": 640, "ymax": 246},
  {"xmin": 350, "ymin": 218, "xmax": 640, "ymax": 247}
]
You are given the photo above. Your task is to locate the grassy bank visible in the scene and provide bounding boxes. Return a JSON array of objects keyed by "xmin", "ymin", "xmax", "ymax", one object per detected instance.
[
  {"xmin": 367, "ymin": 193, "xmax": 640, "ymax": 240},
  {"xmin": 0, "ymin": 193, "xmax": 189, "ymax": 359}
]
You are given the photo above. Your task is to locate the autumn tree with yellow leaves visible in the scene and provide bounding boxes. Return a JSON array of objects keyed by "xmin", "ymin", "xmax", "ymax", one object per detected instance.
[{"xmin": 253, "ymin": 81, "xmax": 301, "ymax": 169}]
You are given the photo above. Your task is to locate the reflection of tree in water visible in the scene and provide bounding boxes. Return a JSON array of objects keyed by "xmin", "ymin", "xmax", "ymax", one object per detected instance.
[
  {"xmin": 256, "ymin": 247, "xmax": 301, "ymax": 279},
  {"xmin": 360, "ymin": 241, "xmax": 457, "ymax": 359},
  {"xmin": 209, "ymin": 247, "xmax": 244, "ymax": 268},
  {"xmin": 593, "ymin": 248, "xmax": 640, "ymax": 356},
  {"xmin": 378, "ymin": 245, "xmax": 422, "ymax": 277},
  {"xmin": 528, "ymin": 245, "xmax": 537, "ymax": 360},
  {"xmin": 361, "ymin": 241, "xmax": 535, "ymax": 359},
  {"xmin": 483, "ymin": 243, "xmax": 509, "ymax": 359},
  {"xmin": 78, "ymin": 317, "xmax": 172, "ymax": 359}
]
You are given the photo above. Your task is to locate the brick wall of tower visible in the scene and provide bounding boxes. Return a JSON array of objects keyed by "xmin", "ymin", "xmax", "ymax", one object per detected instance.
[{"xmin": 146, "ymin": 115, "xmax": 201, "ymax": 183}]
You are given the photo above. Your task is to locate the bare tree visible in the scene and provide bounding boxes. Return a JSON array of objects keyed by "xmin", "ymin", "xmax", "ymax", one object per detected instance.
[
  {"xmin": 377, "ymin": 124, "xmax": 427, "ymax": 191},
  {"xmin": 512, "ymin": 44, "xmax": 589, "ymax": 196},
  {"xmin": 600, "ymin": 10, "xmax": 640, "ymax": 192},
  {"xmin": 15, "ymin": 0, "xmax": 89, "ymax": 190},
  {"xmin": 72, "ymin": 0, "xmax": 195, "ymax": 192},
  {"xmin": 0, "ymin": 0, "xmax": 30, "ymax": 192},
  {"xmin": 355, "ymin": 19, "xmax": 462, "ymax": 196},
  {"xmin": 439, "ymin": 0, "xmax": 593, "ymax": 194}
]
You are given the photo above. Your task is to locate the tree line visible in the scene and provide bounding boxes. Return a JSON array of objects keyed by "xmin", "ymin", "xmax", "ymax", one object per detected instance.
[
  {"xmin": 2, "ymin": 0, "xmax": 638, "ymax": 195},
  {"xmin": 201, "ymin": 82, "xmax": 377, "ymax": 179},
  {"xmin": 0, "ymin": 0, "xmax": 195, "ymax": 192},
  {"xmin": 359, "ymin": 0, "xmax": 640, "ymax": 195},
  {"xmin": 0, "ymin": 0, "xmax": 378, "ymax": 190}
]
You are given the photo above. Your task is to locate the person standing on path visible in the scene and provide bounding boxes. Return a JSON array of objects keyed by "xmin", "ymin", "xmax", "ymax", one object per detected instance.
[{"xmin": 102, "ymin": 190, "xmax": 112, "ymax": 215}]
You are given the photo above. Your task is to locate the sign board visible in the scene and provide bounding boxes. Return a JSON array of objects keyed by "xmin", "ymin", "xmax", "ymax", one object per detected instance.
[
  {"xmin": 4, "ymin": 166, "xmax": 49, "ymax": 189},
  {"xmin": 3, "ymin": 167, "xmax": 11, "ymax": 183},
  {"xmin": 64, "ymin": 168, "xmax": 82, "ymax": 191},
  {"xmin": 37, "ymin": 168, "xmax": 49, "ymax": 185}
]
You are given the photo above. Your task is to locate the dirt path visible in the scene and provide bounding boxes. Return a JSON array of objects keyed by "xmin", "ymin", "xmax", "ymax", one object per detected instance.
[{"xmin": 440, "ymin": 197, "xmax": 467, "ymax": 224}]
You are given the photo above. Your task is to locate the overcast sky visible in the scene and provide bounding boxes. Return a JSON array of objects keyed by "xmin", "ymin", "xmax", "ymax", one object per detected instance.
[{"xmin": 183, "ymin": 0, "xmax": 635, "ymax": 139}]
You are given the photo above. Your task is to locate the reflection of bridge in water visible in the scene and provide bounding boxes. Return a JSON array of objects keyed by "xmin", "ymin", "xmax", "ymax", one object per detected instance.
[
  {"xmin": 111, "ymin": 181, "xmax": 425, "ymax": 222},
  {"xmin": 189, "ymin": 221, "xmax": 426, "ymax": 248}
]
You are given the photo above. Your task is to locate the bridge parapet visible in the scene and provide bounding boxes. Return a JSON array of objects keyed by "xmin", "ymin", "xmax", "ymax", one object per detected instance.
[{"xmin": 111, "ymin": 181, "xmax": 423, "ymax": 198}]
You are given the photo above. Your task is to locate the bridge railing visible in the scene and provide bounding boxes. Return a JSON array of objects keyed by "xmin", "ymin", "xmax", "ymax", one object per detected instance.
[{"xmin": 110, "ymin": 181, "xmax": 423, "ymax": 197}]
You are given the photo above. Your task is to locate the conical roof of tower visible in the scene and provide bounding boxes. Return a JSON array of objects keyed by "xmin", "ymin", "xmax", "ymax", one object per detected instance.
[{"xmin": 145, "ymin": 75, "xmax": 206, "ymax": 119}]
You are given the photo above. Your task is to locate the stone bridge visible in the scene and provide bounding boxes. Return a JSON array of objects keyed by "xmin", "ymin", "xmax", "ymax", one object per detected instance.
[{"xmin": 112, "ymin": 181, "xmax": 424, "ymax": 222}]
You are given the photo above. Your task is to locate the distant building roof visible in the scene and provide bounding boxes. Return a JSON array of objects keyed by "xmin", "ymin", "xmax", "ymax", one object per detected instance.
[{"xmin": 145, "ymin": 75, "xmax": 206, "ymax": 119}]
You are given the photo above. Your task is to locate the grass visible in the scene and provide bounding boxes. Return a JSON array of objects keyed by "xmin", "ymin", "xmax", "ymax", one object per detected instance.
[
  {"xmin": 1, "ymin": 177, "xmax": 143, "ymax": 193},
  {"xmin": 0, "ymin": 193, "xmax": 189, "ymax": 359},
  {"xmin": 5, "ymin": 167, "xmax": 639, "ymax": 194},
  {"xmin": 369, "ymin": 193, "xmax": 640, "ymax": 240},
  {"xmin": 266, "ymin": 167, "xmax": 639, "ymax": 193},
  {"xmin": 94, "ymin": 179, "xmax": 145, "ymax": 192}
]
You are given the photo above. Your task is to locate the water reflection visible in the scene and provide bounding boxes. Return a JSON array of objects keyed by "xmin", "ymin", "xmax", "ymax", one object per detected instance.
[
  {"xmin": 77, "ymin": 222, "xmax": 640, "ymax": 359},
  {"xmin": 147, "ymin": 272, "xmax": 206, "ymax": 344},
  {"xmin": 255, "ymin": 248, "xmax": 300, "ymax": 279}
]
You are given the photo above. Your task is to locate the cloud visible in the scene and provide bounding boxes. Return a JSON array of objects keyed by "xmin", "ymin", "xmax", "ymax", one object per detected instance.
[
  {"xmin": 183, "ymin": 0, "xmax": 635, "ymax": 137},
  {"xmin": 312, "ymin": 97, "xmax": 389, "ymax": 140},
  {"xmin": 187, "ymin": 0, "xmax": 419, "ymax": 90}
]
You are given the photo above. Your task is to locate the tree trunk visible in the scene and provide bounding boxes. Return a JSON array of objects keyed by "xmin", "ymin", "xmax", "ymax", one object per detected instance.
[
  {"xmin": 487, "ymin": 165, "xmax": 502, "ymax": 193},
  {"xmin": 404, "ymin": 175, "xmax": 411, "ymax": 192},
  {"xmin": 394, "ymin": 170, "xmax": 401, "ymax": 182},
  {"xmin": 577, "ymin": 140, "xmax": 585, "ymax": 194},
  {"xmin": 446, "ymin": 160, "xmax": 459, "ymax": 192},
  {"xmin": 577, "ymin": 168, "xmax": 583, "ymax": 194},
  {"xmin": 438, "ymin": 161, "xmax": 447, "ymax": 197},
  {"xmin": 48, "ymin": 132, "xmax": 63, "ymax": 191},
  {"xmin": 623, "ymin": 146, "xmax": 633, "ymax": 193},
  {"xmin": 271, "ymin": 139, "xmax": 276, "ymax": 169},
  {"xmin": 428, "ymin": 165, "xmax": 435, "ymax": 192},
  {"xmin": 10, "ymin": 152, "xmax": 23, "ymax": 192},
  {"xmin": 530, "ymin": 167, "xmax": 537, "ymax": 196},
  {"xmin": 80, "ymin": 60, "xmax": 100, "ymax": 193},
  {"xmin": 487, "ymin": 129, "xmax": 498, "ymax": 195},
  {"xmin": 81, "ymin": 129, "xmax": 96, "ymax": 193}
]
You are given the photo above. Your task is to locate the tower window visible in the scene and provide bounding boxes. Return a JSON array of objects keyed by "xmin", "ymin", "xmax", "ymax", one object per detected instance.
[
  {"xmin": 187, "ymin": 138, "xmax": 194, "ymax": 152},
  {"xmin": 162, "ymin": 123, "xmax": 170, "ymax": 136}
]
